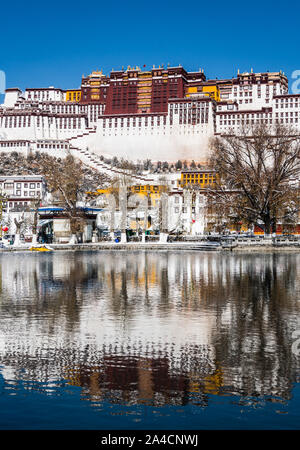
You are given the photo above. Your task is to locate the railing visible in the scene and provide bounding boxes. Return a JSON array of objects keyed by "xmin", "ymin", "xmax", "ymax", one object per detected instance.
[
  {"xmin": 145, "ymin": 235, "xmax": 159, "ymax": 242},
  {"xmin": 222, "ymin": 235, "xmax": 300, "ymax": 246},
  {"xmin": 86, "ymin": 234, "xmax": 300, "ymax": 246}
]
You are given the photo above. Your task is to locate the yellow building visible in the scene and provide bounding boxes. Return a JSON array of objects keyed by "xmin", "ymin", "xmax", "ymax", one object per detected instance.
[
  {"xmin": 186, "ymin": 84, "xmax": 220, "ymax": 102},
  {"xmin": 129, "ymin": 184, "xmax": 165, "ymax": 195},
  {"xmin": 87, "ymin": 184, "xmax": 166, "ymax": 206},
  {"xmin": 87, "ymin": 184, "xmax": 168, "ymax": 232},
  {"xmin": 65, "ymin": 89, "xmax": 81, "ymax": 102},
  {"xmin": 180, "ymin": 169, "xmax": 218, "ymax": 188},
  {"xmin": 202, "ymin": 85, "xmax": 220, "ymax": 101}
]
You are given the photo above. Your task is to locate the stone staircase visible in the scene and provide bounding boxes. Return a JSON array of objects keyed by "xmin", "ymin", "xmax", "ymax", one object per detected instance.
[
  {"xmin": 65, "ymin": 127, "xmax": 97, "ymax": 144},
  {"xmin": 64, "ymin": 125, "xmax": 155, "ymax": 183},
  {"xmin": 69, "ymin": 144, "xmax": 154, "ymax": 183}
]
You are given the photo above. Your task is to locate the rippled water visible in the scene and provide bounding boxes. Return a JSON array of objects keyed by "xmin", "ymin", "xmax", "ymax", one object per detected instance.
[{"xmin": 0, "ymin": 250, "xmax": 300, "ymax": 429}]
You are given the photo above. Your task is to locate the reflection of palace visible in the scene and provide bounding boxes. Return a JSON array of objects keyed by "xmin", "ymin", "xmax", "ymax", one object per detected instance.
[{"xmin": 0, "ymin": 252, "xmax": 299, "ymax": 406}]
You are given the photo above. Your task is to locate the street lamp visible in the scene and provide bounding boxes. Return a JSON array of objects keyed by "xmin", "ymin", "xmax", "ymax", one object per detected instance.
[{"xmin": 0, "ymin": 191, "xmax": 8, "ymax": 238}]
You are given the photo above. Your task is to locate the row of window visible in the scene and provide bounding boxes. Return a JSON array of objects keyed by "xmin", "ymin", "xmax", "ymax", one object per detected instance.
[
  {"xmin": 0, "ymin": 116, "xmax": 83, "ymax": 128},
  {"xmin": 170, "ymin": 103, "xmax": 208, "ymax": 109},
  {"xmin": 8, "ymin": 201, "xmax": 29, "ymax": 208},
  {"xmin": 1, "ymin": 182, "xmax": 40, "ymax": 189},
  {"xmin": 27, "ymin": 91, "xmax": 62, "ymax": 100},
  {"xmin": 182, "ymin": 174, "xmax": 214, "ymax": 179},
  {"xmin": 276, "ymin": 112, "xmax": 299, "ymax": 117},
  {"xmin": 1, "ymin": 116, "xmax": 31, "ymax": 127},
  {"xmin": 275, "ymin": 102, "xmax": 299, "ymax": 108},
  {"xmin": 36, "ymin": 143, "xmax": 68, "ymax": 149},
  {"xmin": 219, "ymin": 118, "xmax": 298, "ymax": 126},
  {"xmin": 103, "ymin": 116, "xmax": 167, "ymax": 127},
  {"xmin": 15, "ymin": 190, "xmax": 41, "ymax": 197},
  {"xmin": 179, "ymin": 116, "xmax": 208, "ymax": 124},
  {"xmin": 0, "ymin": 142, "xmax": 29, "ymax": 147},
  {"xmin": 174, "ymin": 207, "xmax": 200, "ymax": 214},
  {"xmin": 219, "ymin": 111, "xmax": 300, "ymax": 121},
  {"xmin": 102, "ymin": 129, "xmax": 207, "ymax": 136},
  {"xmin": 218, "ymin": 112, "xmax": 271, "ymax": 119}
]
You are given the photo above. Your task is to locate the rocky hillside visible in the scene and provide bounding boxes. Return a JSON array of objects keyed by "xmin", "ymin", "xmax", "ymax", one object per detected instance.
[{"xmin": 0, "ymin": 151, "xmax": 111, "ymax": 191}]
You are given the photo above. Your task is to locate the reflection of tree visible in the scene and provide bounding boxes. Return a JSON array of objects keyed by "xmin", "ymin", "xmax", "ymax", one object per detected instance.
[
  {"xmin": 211, "ymin": 253, "xmax": 300, "ymax": 399},
  {"xmin": 0, "ymin": 254, "xmax": 99, "ymax": 333},
  {"xmin": 159, "ymin": 254, "xmax": 169, "ymax": 306}
]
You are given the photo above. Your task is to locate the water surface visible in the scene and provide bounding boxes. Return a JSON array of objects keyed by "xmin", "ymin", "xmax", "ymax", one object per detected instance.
[{"xmin": 0, "ymin": 250, "xmax": 299, "ymax": 429}]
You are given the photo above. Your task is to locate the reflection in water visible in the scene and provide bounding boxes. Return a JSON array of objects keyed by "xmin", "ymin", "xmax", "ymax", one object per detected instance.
[{"xmin": 0, "ymin": 251, "xmax": 300, "ymax": 426}]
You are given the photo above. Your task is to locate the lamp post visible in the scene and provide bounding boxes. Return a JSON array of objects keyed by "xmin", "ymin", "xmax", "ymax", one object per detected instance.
[{"xmin": 0, "ymin": 192, "xmax": 8, "ymax": 238}]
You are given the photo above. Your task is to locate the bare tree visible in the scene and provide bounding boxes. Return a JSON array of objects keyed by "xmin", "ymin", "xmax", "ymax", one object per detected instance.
[
  {"xmin": 13, "ymin": 214, "xmax": 31, "ymax": 246},
  {"xmin": 41, "ymin": 153, "xmax": 110, "ymax": 243},
  {"xmin": 14, "ymin": 216, "xmax": 24, "ymax": 234},
  {"xmin": 158, "ymin": 178, "xmax": 170, "ymax": 242},
  {"xmin": 30, "ymin": 196, "xmax": 41, "ymax": 245},
  {"xmin": 175, "ymin": 160, "xmax": 183, "ymax": 170},
  {"xmin": 208, "ymin": 124, "xmax": 300, "ymax": 235}
]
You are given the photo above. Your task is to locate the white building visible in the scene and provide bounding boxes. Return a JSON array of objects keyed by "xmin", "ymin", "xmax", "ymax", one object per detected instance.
[{"xmin": 0, "ymin": 175, "xmax": 45, "ymax": 212}]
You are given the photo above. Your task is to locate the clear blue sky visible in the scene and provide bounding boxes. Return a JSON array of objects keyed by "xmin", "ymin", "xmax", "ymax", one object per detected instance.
[{"xmin": 1, "ymin": 0, "xmax": 300, "ymax": 92}]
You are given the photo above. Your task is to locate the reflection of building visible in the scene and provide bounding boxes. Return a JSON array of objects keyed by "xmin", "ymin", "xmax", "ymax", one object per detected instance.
[
  {"xmin": 0, "ymin": 251, "xmax": 299, "ymax": 408},
  {"xmin": 66, "ymin": 351, "xmax": 220, "ymax": 407}
]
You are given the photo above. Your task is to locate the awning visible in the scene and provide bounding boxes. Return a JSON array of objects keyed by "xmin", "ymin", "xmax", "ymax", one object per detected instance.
[
  {"xmin": 37, "ymin": 207, "xmax": 103, "ymax": 213},
  {"xmin": 38, "ymin": 207, "xmax": 64, "ymax": 212}
]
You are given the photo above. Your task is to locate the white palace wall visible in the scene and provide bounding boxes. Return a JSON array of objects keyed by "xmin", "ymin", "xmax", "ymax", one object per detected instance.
[
  {"xmin": 69, "ymin": 125, "xmax": 212, "ymax": 162},
  {"xmin": 3, "ymin": 77, "xmax": 300, "ymax": 165},
  {"xmin": 0, "ymin": 91, "xmax": 215, "ymax": 163}
]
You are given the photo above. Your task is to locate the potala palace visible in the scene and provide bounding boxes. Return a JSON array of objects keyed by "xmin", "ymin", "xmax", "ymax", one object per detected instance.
[{"xmin": 0, "ymin": 65, "xmax": 297, "ymax": 167}]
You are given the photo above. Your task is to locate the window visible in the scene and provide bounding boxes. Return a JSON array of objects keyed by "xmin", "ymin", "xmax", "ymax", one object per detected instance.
[{"xmin": 30, "ymin": 183, "xmax": 35, "ymax": 189}]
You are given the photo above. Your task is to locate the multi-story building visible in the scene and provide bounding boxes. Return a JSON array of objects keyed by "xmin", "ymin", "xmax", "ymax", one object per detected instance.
[
  {"xmin": 80, "ymin": 66, "xmax": 206, "ymax": 113},
  {"xmin": 0, "ymin": 175, "xmax": 45, "ymax": 212},
  {"xmin": 180, "ymin": 168, "xmax": 217, "ymax": 187},
  {"xmin": 0, "ymin": 65, "xmax": 292, "ymax": 164}
]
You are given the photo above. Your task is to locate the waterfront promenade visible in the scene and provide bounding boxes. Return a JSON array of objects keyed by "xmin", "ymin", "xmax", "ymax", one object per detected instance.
[{"xmin": 2, "ymin": 236, "xmax": 300, "ymax": 252}]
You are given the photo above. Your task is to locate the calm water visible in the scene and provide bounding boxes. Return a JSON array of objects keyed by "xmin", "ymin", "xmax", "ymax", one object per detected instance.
[{"xmin": 0, "ymin": 250, "xmax": 300, "ymax": 430}]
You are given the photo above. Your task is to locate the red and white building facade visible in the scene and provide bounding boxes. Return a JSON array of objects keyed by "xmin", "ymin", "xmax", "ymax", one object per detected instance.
[{"xmin": 0, "ymin": 66, "xmax": 296, "ymax": 163}]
